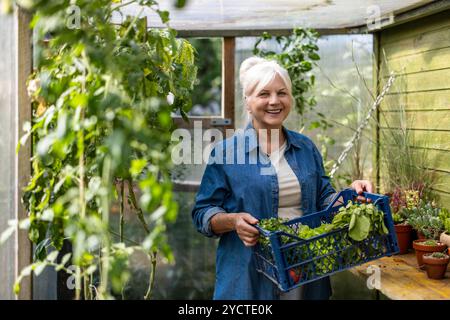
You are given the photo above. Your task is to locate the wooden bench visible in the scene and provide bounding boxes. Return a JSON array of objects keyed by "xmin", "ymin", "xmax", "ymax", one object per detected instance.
[{"xmin": 349, "ymin": 253, "xmax": 450, "ymax": 300}]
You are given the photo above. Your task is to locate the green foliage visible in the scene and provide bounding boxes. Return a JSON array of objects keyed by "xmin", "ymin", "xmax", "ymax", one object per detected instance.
[
  {"xmin": 258, "ymin": 201, "xmax": 389, "ymax": 280},
  {"xmin": 439, "ymin": 208, "xmax": 450, "ymax": 234},
  {"xmin": 331, "ymin": 201, "xmax": 388, "ymax": 241},
  {"xmin": 253, "ymin": 28, "xmax": 322, "ymax": 126},
  {"xmin": 10, "ymin": 0, "xmax": 197, "ymax": 299},
  {"xmin": 188, "ymin": 38, "xmax": 222, "ymax": 113},
  {"xmin": 257, "ymin": 217, "xmax": 291, "ymax": 246},
  {"xmin": 392, "ymin": 212, "xmax": 405, "ymax": 224}
]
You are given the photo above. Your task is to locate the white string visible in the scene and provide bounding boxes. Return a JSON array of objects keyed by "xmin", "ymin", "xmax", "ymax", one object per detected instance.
[{"xmin": 329, "ymin": 72, "xmax": 396, "ymax": 178}]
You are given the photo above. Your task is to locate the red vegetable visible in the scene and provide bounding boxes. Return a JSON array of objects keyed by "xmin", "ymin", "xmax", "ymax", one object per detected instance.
[{"xmin": 288, "ymin": 268, "xmax": 301, "ymax": 284}]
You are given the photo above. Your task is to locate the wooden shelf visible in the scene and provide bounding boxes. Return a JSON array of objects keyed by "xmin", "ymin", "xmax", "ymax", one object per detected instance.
[{"xmin": 349, "ymin": 252, "xmax": 450, "ymax": 300}]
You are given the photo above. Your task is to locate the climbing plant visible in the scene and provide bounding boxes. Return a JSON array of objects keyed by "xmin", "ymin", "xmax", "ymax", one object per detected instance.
[
  {"xmin": 4, "ymin": 0, "xmax": 197, "ymax": 299},
  {"xmin": 253, "ymin": 28, "xmax": 330, "ymax": 129}
]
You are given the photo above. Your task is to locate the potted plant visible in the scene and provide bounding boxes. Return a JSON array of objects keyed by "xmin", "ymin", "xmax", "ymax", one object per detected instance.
[
  {"xmin": 393, "ymin": 213, "xmax": 412, "ymax": 254},
  {"xmin": 412, "ymin": 240, "xmax": 447, "ymax": 269},
  {"xmin": 390, "ymin": 188, "xmax": 415, "ymax": 254},
  {"xmin": 422, "ymin": 252, "xmax": 450, "ymax": 280},
  {"xmin": 438, "ymin": 209, "xmax": 450, "ymax": 251},
  {"xmin": 407, "ymin": 201, "xmax": 444, "ymax": 242}
]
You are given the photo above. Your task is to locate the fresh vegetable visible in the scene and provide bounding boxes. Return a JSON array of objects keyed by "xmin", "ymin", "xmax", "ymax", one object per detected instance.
[
  {"xmin": 288, "ymin": 268, "xmax": 301, "ymax": 284},
  {"xmin": 331, "ymin": 201, "xmax": 389, "ymax": 241},
  {"xmin": 257, "ymin": 201, "xmax": 390, "ymax": 282},
  {"xmin": 257, "ymin": 217, "xmax": 292, "ymax": 246}
]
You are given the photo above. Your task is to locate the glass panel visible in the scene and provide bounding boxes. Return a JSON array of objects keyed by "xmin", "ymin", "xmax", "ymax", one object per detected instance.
[
  {"xmin": 235, "ymin": 35, "xmax": 374, "ymax": 189},
  {"xmin": 170, "ymin": 125, "xmax": 228, "ymax": 184},
  {"xmin": 0, "ymin": 13, "xmax": 17, "ymax": 300},
  {"xmin": 122, "ymin": 1, "xmax": 426, "ymax": 32},
  {"xmin": 110, "ymin": 191, "xmax": 216, "ymax": 299}
]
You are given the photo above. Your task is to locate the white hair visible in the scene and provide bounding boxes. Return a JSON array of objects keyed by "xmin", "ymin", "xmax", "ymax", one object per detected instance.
[{"xmin": 239, "ymin": 56, "xmax": 294, "ymax": 125}]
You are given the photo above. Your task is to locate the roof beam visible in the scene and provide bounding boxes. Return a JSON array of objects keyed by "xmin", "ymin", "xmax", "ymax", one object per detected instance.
[{"xmin": 175, "ymin": 27, "xmax": 356, "ymax": 38}]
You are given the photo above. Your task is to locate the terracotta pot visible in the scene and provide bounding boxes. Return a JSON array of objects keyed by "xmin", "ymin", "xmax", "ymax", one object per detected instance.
[
  {"xmin": 394, "ymin": 224, "xmax": 412, "ymax": 254},
  {"xmin": 412, "ymin": 240, "xmax": 447, "ymax": 269},
  {"xmin": 423, "ymin": 253, "xmax": 450, "ymax": 280},
  {"xmin": 439, "ymin": 232, "xmax": 450, "ymax": 247}
]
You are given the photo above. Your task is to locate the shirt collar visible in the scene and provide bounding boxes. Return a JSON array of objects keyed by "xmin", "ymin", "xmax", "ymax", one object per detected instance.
[{"xmin": 244, "ymin": 121, "xmax": 302, "ymax": 153}]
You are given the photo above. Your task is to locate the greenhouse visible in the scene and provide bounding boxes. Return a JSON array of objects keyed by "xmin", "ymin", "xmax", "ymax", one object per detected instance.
[{"xmin": 0, "ymin": 0, "xmax": 449, "ymax": 302}]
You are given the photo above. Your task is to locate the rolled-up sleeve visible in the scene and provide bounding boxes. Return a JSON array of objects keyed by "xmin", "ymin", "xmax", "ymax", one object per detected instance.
[
  {"xmin": 191, "ymin": 147, "xmax": 229, "ymax": 238},
  {"xmin": 312, "ymin": 145, "xmax": 337, "ymax": 210}
]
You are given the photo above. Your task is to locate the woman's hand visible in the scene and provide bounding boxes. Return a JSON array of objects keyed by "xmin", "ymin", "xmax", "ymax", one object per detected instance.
[
  {"xmin": 350, "ymin": 180, "xmax": 374, "ymax": 201},
  {"xmin": 233, "ymin": 213, "xmax": 260, "ymax": 247}
]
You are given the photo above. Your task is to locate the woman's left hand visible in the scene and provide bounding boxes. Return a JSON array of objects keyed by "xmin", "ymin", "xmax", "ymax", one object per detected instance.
[{"xmin": 350, "ymin": 180, "xmax": 374, "ymax": 201}]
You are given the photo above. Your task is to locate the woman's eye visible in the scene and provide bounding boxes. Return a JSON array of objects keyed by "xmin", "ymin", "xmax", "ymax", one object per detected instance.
[
  {"xmin": 259, "ymin": 92, "xmax": 269, "ymax": 97},
  {"xmin": 278, "ymin": 92, "xmax": 287, "ymax": 96}
]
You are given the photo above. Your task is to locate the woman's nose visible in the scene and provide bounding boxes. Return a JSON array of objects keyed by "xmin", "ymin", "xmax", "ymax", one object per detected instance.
[{"xmin": 269, "ymin": 93, "xmax": 280, "ymax": 105}]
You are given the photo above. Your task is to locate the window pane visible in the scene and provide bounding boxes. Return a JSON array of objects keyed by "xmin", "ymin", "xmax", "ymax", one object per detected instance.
[{"xmin": 0, "ymin": 13, "xmax": 17, "ymax": 300}]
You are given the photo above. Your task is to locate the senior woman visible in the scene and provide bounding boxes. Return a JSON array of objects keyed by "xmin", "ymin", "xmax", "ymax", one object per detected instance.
[{"xmin": 191, "ymin": 56, "xmax": 372, "ymax": 300}]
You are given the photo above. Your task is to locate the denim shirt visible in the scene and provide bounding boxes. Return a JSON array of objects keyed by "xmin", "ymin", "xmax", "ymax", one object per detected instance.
[{"xmin": 191, "ymin": 123, "xmax": 336, "ymax": 300}]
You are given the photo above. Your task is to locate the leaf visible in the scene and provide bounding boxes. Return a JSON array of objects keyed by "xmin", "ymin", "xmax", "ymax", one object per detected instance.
[
  {"xmin": 33, "ymin": 262, "xmax": 47, "ymax": 276},
  {"xmin": 61, "ymin": 253, "xmax": 72, "ymax": 266},
  {"xmin": 308, "ymin": 52, "xmax": 320, "ymax": 61},
  {"xmin": 130, "ymin": 159, "xmax": 147, "ymax": 177},
  {"xmin": 348, "ymin": 215, "xmax": 371, "ymax": 241},
  {"xmin": 41, "ymin": 208, "xmax": 54, "ymax": 222},
  {"xmin": 308, "ymin": 121, "xmax": 321, "ymax": 130},
  {"xmin": 349, "ymin": 213, "xmax": 356, "ymax": 231},
  {"xmin": 46, "ymin": 250, "xmax": 59, "ymax": 263},
  {"xmin": 174, "ymin": 0, "xmax": 186, "ymax": 8},
  {"xmin": 85, "ymin": 265, "xmax": 97, "ymax": 275},
  {"xmin": 157, "ymin": 10, "xmax": 170, "ymax": 23}
]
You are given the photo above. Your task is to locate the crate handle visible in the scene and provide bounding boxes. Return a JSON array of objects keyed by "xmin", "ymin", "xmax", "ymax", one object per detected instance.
[
  {"xmin": 254, "ymin": 224, "xmax": 270, "ymax": 237},
  {"xmin": 323, "ymin": 188, "xmax": 388, "ymax": 211}
]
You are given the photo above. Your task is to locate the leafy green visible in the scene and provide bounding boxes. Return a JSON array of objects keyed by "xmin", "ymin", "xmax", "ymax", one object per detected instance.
[
  {"xmin": 258, "ymin": 201, "xmax": 390, "ymax": 281},
  {"xmin": 331, "ymin": 201, "xmax": 389, "ymax": 241}
]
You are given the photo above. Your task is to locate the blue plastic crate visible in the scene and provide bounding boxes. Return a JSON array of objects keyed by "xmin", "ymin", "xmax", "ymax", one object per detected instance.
[{"xmin": 254, "ymin": 188, "xmax": 399, "ymax": 292}]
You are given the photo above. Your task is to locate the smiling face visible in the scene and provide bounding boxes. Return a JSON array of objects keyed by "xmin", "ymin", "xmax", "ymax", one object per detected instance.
[{"xmin": 246, "ymin": 73, "xmax": 292, "ymax": 131}]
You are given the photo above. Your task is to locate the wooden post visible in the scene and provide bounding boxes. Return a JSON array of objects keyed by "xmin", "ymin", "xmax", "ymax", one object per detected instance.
[
  {"xmin": 222, "ymin": 37, "xmax": 235, "ymax": 136},
  {"xmin": 372, "ymin": 32, "xmax": 381, "ymax": 194},
  {"xmin": 15, "ymin": 6, "xmax": 33, "ymax": 300}
]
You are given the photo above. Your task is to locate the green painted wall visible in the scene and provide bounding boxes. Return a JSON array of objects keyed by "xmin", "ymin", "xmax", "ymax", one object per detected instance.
[{"xmin": 377, "ymin": 10, "xmax": 450, "ymax": 207}]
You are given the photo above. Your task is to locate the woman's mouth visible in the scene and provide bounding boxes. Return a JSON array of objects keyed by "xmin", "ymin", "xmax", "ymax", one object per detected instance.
[{"xmin": 265, "ymin": 109, "xmax": 282, "ymax": 114}]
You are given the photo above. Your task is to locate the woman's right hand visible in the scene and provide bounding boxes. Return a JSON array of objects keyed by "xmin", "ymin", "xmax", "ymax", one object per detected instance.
[{"xmin": 233, "ymin": 213, "xmax": 260, "ymax": 247}]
